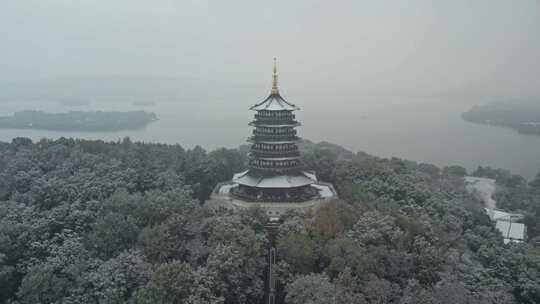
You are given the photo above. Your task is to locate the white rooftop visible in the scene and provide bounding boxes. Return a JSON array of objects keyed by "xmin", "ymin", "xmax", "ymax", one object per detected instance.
[
  {"xmin": 311, "ymin": 183, "xmax": 334, "ymax": 198},
  {"xmin": 495, "ymin": 220, "xmax": 526, "ymax": 244},
  {"xmin": 485, "ymin": 208, "xmax": 525, "ymax": 222}
]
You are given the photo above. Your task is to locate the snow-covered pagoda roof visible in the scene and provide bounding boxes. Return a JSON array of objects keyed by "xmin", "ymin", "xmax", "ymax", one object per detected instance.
[
  {"xmin": 233, "ymin": 170, "xmax": 316, "ymax": 188},
  {"xmin": 251, "ymin": 58, "xmax": 300, "ymax": 111}
]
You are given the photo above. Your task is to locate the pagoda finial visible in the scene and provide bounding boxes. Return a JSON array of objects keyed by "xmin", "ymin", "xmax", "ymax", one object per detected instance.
[{"xmin": 271, "ymin": 57, "xmax": 279, "ymax": 95}]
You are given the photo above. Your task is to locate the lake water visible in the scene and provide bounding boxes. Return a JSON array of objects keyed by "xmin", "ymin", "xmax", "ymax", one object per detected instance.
[{"xmin": 1, "ymin": 96, "xmax": 539, "ymax": 180}]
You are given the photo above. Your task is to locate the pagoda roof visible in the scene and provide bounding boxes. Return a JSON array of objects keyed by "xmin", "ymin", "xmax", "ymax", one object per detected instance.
[
  {"xmin": 233, "ymin": 170, "xmax": 317, "ymax": 188},
  {"xmin": 251, "ymin": 93, "xmax": 300, "ymax": 111}
]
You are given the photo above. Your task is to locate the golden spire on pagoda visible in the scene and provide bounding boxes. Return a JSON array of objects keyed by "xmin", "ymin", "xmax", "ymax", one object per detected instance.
[{"xmin": 271, "ymin": 57, "xmax": 279, "ymax": 95}]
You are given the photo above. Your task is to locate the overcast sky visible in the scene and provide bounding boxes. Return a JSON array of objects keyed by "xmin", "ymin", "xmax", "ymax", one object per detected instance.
[{"xmin": 1, "ymin": 0, "xmax": 539, "ymax": 98}]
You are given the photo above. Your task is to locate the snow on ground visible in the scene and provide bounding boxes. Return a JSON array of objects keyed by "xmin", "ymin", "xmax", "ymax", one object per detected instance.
[
  {"xmin": 218, "ymin": 183, "xmax": 238, "ymax": 195},
  {"xmin": 302, "ymin": 171, "xmax": 318, "ymax": 182},
  {"xmin": 311, "ymin": 183, "xmax": 334, "ymax": 198}
]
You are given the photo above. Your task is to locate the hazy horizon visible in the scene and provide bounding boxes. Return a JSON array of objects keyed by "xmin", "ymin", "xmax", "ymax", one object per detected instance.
[{"xmin": 2, "ymin": 0, "xmax": 539, "ymax": 101}]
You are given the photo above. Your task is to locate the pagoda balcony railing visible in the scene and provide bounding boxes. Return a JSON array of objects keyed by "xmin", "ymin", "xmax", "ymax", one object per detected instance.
[
  {"xmin": 249, "ymin": 120, "xmax": 300, "ymax": 127},
  {"xmin": 248, "ymin": 135, "xmax": 300, "ymax": 142},
  {"xmin": 248, "ymin": 120, "xmax": 302, "ymax": 127},
  {"xmin": 254, "ymin": 113, "xmax": 295, "ymax": 120},
  {"xmin": 248, "ymin": 164, "xmax": 302, "ymax": 172},
  {"xmin": 253, "ymin": 130, "xmax": 297, "ymax": 137},
  {"xmin": 249, "ymin": 158, "xmax": 300, "ymax": 168},
  {"xmin": 250, "ymin": 150, "xmax": 300, "ymax": 158},
  {"xmin": 252, "ymin": 143, "xmax": 297, "ymax": 150},
  {"xmin": 250, "ymin": 149, "xmax": 299, "ymax": 156},
  {"xmin": 230, "ymin": 186, "xmax": 318, "ymax": 203}
]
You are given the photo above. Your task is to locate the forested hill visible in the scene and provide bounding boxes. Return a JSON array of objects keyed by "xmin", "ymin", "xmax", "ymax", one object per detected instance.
[{"xmin": 0, "ymin": 137, "xmax": 539, "ymax": 304}]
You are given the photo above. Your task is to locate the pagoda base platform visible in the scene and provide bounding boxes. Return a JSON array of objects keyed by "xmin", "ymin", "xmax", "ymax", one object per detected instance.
[{"xmin": 208, "ymin": 181, "xmax": 338, "ymax": 218}]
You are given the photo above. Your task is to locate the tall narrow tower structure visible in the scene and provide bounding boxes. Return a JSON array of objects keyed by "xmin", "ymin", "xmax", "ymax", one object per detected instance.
[{"xmin": 212, "ymin": 59, "xmax": 336, "ymax": 216}]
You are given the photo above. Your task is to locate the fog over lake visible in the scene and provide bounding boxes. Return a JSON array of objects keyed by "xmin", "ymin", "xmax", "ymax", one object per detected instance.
[{"xmin": 1, "ymin": 95, "xmax": 539, "ymax": 180}]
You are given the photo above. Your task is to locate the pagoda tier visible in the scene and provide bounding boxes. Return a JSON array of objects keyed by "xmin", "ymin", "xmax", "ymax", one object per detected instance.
[
  {"xmin": 248, "ymin": 107, "xmax": 302, "ymax": 172},
  {"xmin": 250, "ymin": 110, "xmax": 300, "ymax": 126},
  {"xmin": 250, "ymin": 142, "xmax": 299, "ymax": 157}
]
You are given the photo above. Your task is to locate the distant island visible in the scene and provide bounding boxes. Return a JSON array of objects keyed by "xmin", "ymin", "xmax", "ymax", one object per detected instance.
[
  {"xmin": 59, "ymin": 99, "xmax": 91, "ymax": 106},
  {"xmin": 132, "ymin": 101, "xmax": 156, "ymax": 106},
  {"xmin": 462, "ymin": 102, "xmax": 540, "ymax": 135},
  {"xmin": 0, "ymin": 110, "xmax": 157, "ymax": 131}
]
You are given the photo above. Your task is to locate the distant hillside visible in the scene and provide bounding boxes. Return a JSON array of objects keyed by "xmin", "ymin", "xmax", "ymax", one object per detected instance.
[{"xmin": 462, "ymin": 101, "xmax": 540, "ymax": 135}]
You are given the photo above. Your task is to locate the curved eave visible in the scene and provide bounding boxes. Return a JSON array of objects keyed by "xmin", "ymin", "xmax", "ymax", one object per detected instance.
[
  {"xmin": 250, "ymin": 93, "xmax": 300, "ymax": 111},
  {"xmin": 251, "ymin": 105, "xmax": 300, "ymax": 111}
]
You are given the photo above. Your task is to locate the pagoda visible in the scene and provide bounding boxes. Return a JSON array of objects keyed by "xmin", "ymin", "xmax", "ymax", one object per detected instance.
[{"xmin": 212, "ymin": 59, "xmax": 336, "ymax": 215}]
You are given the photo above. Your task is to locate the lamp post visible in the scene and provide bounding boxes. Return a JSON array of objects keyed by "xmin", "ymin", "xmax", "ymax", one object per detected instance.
[{"xmin": 264, "ymin": 216, "xmax": 281, "ymax": 304}]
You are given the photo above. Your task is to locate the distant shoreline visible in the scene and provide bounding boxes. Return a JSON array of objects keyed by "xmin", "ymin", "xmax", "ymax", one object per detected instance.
[
  {"xmin": 462, "ymin": 102, "xmax": 540, "ymax": 135},
  {"xmin": 59, "ymin": 100, "xmax": 91, "ymax": 106},
  {"xmin": 0, "ymin": 110, "xmax": 158, "ymax": 132},
  {"xmin": 132, "ymin": 101, "xmax": 156, "ymax": 106}
]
